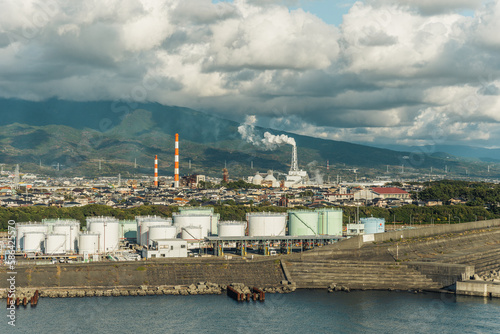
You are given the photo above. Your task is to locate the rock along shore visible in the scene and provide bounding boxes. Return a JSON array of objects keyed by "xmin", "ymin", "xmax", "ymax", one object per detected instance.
[{"xmin": 0, "ymin": 281, "xmax": 296, "ymax": 299}]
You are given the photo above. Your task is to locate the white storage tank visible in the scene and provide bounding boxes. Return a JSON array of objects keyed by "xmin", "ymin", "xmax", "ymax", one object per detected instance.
[
  {"xmin": 87, "ymin": 217, "xmax": 120, "ymax": 252},
  {"xmin": 42, "ymin": 219, "xmax": 80, "ymax": 251},
  {"xmin": 45, "ymin": 234, "xmax": 67, "ymax": 255},
  {"xmin": 247, "ymin": 213, "xmax": 287, "ymax": 237},
  {"xmin": 361, "ymin": 217, "xmax": 385, "ymax": 234},
  {"xmin": 78, "ymin": 233, "xmax": 100, "ymax": 254},
  {"xmin": 218, "ymin": 221, "xmax": 246, "ymax": 237},
  {"xmin": 136, "ymin": 216, "xmax": 172, "ymax": 246},
  {"xmin": 148, "ymin": 226, "xmax": 177, "ymax": 244},
  {"xmin": 16, "ymin": 223, "xmax": 48, "ymax": 251},
  {"xmin": 181, "ymin": 226, "xmax": 203, "ymax": 240},
  {"xmin": 53, "ymin": 225, "xmax": 72, "ymax": 253},
  {"xmin": 178, "ymin": 207, "xmax": 220, "ymax": 235},
  {"xmin": 173, "ymin": 214, "xmax": 212, "ymax": 238},
  {"xmin": 23, "ymin": 232, "xmax": 45, "ymax": 253},
  {"xmin": 68, "ymin": 221, "xmax": 81, "ymax": 252}
]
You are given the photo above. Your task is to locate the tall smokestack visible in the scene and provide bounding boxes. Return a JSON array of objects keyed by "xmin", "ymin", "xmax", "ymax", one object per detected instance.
[
  {"xmin": 174, "ymin": 133, "xmax": 179, "ymax": 188},
  {"xmin": 290, "ymin": 145, "xmax": 298, "ymax": 172},
  {"xmin": 327, "ymin": 160, "xmax": 330, "ymax": 171},
  {"xmin": 154, "ymin": 155, "xmax": 158, "ymax": 187}
]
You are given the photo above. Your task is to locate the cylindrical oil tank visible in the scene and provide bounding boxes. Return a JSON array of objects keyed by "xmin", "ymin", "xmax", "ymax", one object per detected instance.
[
  {"xmin": 23, "ymin": 232, "xmax": 45, "ymax": 252},
  {"xmin": 148, "ymin": 225, "xmax": 177, "ymax": 244},
  {"xmin": 173, "ymin": 214, "xmax": 211, "ymax": 238},
  {"xmin": 361, "ymin": 217, "xmax": 385, "ymax": 234},
  {"xmin": 288, "ymin": 211, "xmax": 319, "ymax": 236},
  {"xmin": 16, "ymin": 223, "xmax": 48, "ymax": 251},
  {"xmin": 78, "ymin": 233, "xmax": 100, "ymax": 254},
  {"xmin": 136, "ymin": 216, "xmax": 172, "ymax": 246},
  {"xmin": 217, "ymin": 221, "xmax": 246, "ymax": 237},
  {"xmin": 45, "ymin": 234, "xmax": 67, "ymax": 254},
  {"xmin": 316, "ymin": 208, "xmax": 343, "ymax": 235},
  {"xmin": 87, "ymin": 217, "xmax": 120, "ymax": 252},
  {"xmin": 179, "ymin": 207, "xmax": 214, "ymax": 214},
  {"xmin": 119, "ymin": 220, "xmax": 137, "ymax": 241},
  {"xmin": 247, "ymin": 213, "xmax": 287, "ymax": 237},
  {"xmin": 53, "ymin": 225, "xmax": 72, "ymax": 252},
  {"xmin": 178, "ymin": 208, "xmax": 220, "ymax": 235},
  {"xmin": 68, "ymin": 222, "xmax": 80, "ymax": 252},
  {"xmin": 181, "ymin": 226, "xmax": 203, "ymax": 240},
  {"xmin": 42, "ymin": 219, "xmax": 80, "ymax": 250}
]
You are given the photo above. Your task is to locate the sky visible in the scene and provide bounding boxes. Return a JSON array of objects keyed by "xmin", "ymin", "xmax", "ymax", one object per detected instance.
[{"xmin": 0, "ymin": 0, "xmax": 499, "ymax": 149}]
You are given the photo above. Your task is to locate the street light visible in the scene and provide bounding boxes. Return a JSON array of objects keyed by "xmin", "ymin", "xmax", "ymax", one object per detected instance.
[{"xmin": 454, "ymin": 216, "xmax": 461, "ymax": 224}]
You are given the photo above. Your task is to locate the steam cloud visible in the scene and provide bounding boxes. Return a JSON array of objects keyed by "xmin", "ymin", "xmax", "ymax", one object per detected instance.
[{"xmin": 238, "ymin": 115, "xmax": 296, "ymax": 150}]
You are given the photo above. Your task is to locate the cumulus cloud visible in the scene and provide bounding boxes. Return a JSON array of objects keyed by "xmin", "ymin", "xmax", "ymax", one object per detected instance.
[
  {"xmin": 369, "ymin": 0, "xmax": 484, "ymax": 15},
  {"xmin": 0, "ymin": 0, "xmax": 499, "ymax": 148}
]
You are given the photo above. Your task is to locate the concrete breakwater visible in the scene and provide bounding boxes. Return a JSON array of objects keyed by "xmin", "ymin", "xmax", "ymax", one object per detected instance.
[
  {"xmin": 0, "ymin": 258, "xmax": 291, "ymax": 300},
  {"xmin": 0, "ymin": 258, "xmax": 286, "ymax": 290},
  {"xmin": 0, "ymin": 281, "xmax": 296, "ymax": 299}
]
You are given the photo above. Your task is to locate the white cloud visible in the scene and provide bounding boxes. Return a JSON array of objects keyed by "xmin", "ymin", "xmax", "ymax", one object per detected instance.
[{"xmin": 0, "ymin": 0, "xmax": 499, "ymax": 148}]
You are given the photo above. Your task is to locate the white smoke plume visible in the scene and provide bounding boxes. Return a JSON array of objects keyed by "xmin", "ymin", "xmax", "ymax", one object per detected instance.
[
  {"xmin": 238, "ymin": 115, "xmax": 296, "ymax": 150},
  {"xmin": 261, "ymin": 132, "xmax": 296, "ymax": 149},
  {"xmin": 307, "ymin": 161, "xmax": 324, "ymax": 185},
  {"xmin": 238, "ymin": 115, "xmax": 260, "ymax": 145}
]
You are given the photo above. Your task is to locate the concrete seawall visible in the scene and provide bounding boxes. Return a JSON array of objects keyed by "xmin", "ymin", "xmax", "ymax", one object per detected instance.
[
  {"xmin": 0, "ymin": 258, "xmax": 286, "ymax": 292},
  {"xmin": 406, "ymin": 262, "xmax": 474, "ymax": 287}
]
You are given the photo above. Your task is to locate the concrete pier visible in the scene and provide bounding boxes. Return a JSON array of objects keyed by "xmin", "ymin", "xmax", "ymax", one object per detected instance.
[{"xmin": 456, "ymin": 281, "xmax": 500, "ymax": 298}]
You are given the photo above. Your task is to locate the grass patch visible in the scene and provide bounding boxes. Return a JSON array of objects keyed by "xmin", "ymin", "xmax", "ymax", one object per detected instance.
[{"xmin": 136, "ymin": 266, "xmax": 146, "ymax": 271}]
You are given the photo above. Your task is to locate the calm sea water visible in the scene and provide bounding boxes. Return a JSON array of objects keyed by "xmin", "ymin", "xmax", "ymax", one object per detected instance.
[{"xmin": 3, "ymin": 290, "xmax": 500, "ymax": 334}]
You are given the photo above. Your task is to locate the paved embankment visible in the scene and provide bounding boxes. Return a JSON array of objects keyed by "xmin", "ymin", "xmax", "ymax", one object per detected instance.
[
  {"xmin": 285, "ymin": 220, "xmax": 500, "ymax": 291},
  {"xmin": 283, "ymin": 258, "xmax": 442, "ymax": 290}
]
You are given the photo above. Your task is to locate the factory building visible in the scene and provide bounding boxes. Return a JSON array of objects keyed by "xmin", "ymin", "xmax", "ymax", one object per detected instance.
[
  {"xmin": 250, "ymin": 171, "xmax": 280, "ymax": 188},
  {"xmin": 248, "ymin": 145, "xmax": 309, "ymax": 188},
  {"xmin": 371, "ymin": 187, "xmax": 410, "ymax": 200},
  {"xmin": 142, "ymin": 239, "xmax": 188, "ymax": 259},
  {"xmin": 346, "ymin": 223, "xmax": 365, "ymax": 236},
  {"xmin": 284, "ymin": 145, "xmax": 309, "ymax": 188}
]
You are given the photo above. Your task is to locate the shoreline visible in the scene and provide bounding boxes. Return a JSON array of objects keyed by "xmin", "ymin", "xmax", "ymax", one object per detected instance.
[{"xmin": 0, "ymin": 281, "xmax": 296, "ymax": 299}]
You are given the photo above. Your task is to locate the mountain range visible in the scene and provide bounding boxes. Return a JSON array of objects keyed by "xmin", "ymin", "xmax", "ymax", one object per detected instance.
[{"xmin": 0, "ymin": 98, "xmax": 490, "ymax": 179}]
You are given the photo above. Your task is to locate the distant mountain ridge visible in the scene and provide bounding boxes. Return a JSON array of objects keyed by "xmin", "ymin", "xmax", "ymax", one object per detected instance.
[
  {"xmin": 369, "ymin": 143, "xmax": 500, "ymax": 163},
  {"xmin": 0, "ymin": 98, "xmax": 461, "ymax": 177}
]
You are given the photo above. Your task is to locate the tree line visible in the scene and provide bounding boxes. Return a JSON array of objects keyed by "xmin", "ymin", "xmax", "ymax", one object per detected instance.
[{"xmin": 417, "ymin": 180, "xmax": 500, "ymax": 206}]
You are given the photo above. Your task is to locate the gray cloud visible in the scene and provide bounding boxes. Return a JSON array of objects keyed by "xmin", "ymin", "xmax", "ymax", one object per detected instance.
[{"xmin": 0, "ymin": 0, "xmax": 499, "ymax": 148}]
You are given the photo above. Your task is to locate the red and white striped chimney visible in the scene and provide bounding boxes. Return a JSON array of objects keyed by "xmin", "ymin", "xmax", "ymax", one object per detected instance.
[
  {"xmin": 154, "ymin": 155, "xmax": 158, "ymax": 187},
  {"xmin": 174, "ymin": 133, "xmax": 179, "ymax": 188}
]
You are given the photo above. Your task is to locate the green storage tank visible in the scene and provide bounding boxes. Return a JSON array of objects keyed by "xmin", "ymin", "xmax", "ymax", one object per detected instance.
[
  {"xmin": 316, "ymin": 209, "xmax": 343, "ymax": 236},
  {"xmin": 288, "ymin": 210, "xmax": 319, "ymax": 236}
]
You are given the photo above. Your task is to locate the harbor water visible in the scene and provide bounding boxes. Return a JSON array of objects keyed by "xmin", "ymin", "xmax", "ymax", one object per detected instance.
[{"xmin": 3, "ymin": 290, "xmax": 500, "ymax": 333}]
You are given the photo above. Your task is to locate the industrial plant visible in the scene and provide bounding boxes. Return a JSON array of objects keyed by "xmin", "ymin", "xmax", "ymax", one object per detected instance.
[{"xmin": 10, "ymin": 205, "xmax": 390, "ymax": 262}]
